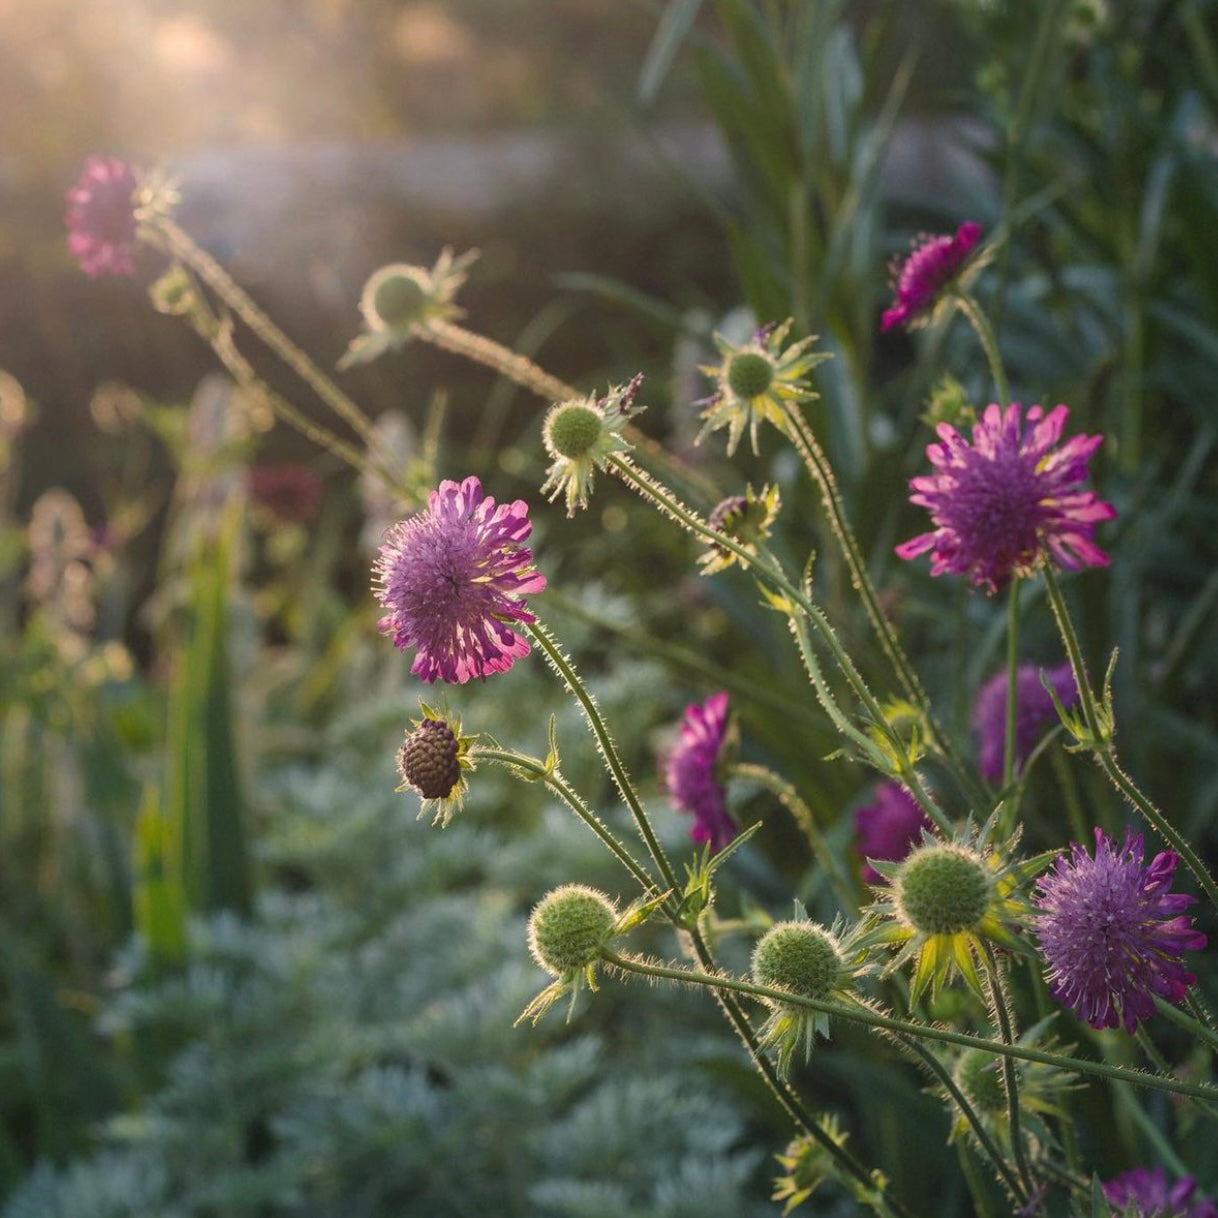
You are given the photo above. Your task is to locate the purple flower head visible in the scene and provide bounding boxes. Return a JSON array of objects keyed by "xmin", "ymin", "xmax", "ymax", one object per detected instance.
[
  {"xmin": 1103, "ymin": 1167, "xmax": 1218, "ymax": 1218},
  {"xmin": 663, "ymin": 692, "xmax": 738, "ymax": 853},
  {"xmin": 973, "ymin": 663, "xmax": 1078, "ymax": 783},
  {"xmin": 66, "ymin": 157, "xmax": 139, "ymax": 278},
  {"xmin": 853, "ymin": 782, "xmax": 932, "ymax": 884},
  {"xmin": 373, "ymin": 476, "xmax": 546, "ymax": 684},
  {"xmin": 1033, "ymin": 827, "xmax": 1206, "ymax": 1033},
  {"xmin": 882, "ymin": 222, "xmax": 983, "ymax": 331},
  {"xmin": 896, "ymin": 402, "xmax": 1116, "ymax": 593}
]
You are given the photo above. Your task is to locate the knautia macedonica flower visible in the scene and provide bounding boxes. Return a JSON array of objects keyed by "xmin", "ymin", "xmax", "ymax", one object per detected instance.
[
  {"xmin": 66, "ymin": 156, "xmax": 139, "ymax": 278},
  {"xmin": 973, "ymin": 662, "xmax": 1078, "ymax": 783},
  {"xmin": 863, "ymin": 820, "xmax": 1040, "ymax": 1002},
  {"xmin": 881, "ymin": 221, "xmax": 984, "ymax": 331},
  {"xmin": 1103, "ymin": 1167, "xmax": 1218, "ymax": 1218},
  {"xmin": 662, "ymin": 691, "xmax": 739, "ymax": 853},
  {"xmin": 751, "ymin": 914, "xmax": 867, "ymax": 1074},
  {"xmin": 698, "ymin": 320, "xmax": 829, "ymax": 456},
  {"xmin": 896, "ymin": 402, "xmax": 1116, "ymax": 593},
  {"xmin": 540, "ymin": 374, "xmax": 642, "ymax": 516},
  {"xmin": 852, "ymin": 782, "xmax": 933, "ymax": 884},
  {"xmin": 396, "ymin": 703, "xmax": 475, "ymax": 826},
  {"xmin": 373, "ymin": 475, "xmax": 546, "ymax": 684},
  {"xmin": 699, "ymin": 483, "xmax": 781, "ymax": 574},
  {"xmin": 340, "ymin": 247, "xmax": 478, "ymax": 367},
  {"xmin": 1032, "ymin": 827, "xmax": 1206, "ymax": 1033}
]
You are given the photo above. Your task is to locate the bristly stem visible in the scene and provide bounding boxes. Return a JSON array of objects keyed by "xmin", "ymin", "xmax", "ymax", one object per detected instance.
[
  {"xmin": 526, "ymin": 618, "xmax": 676, "ymax": 892},
  {"xmin": 415, "ymin": 319, "xmax": 722, "ymax": 504},
  {"xmin": 981, "ymin": 944, "xmax": 1035, "ymax": 1200},
  {"xmin": 472, "ymin": 747, "xmax": 657, "ymax": 892},
  {"xmin": 1041, "ymin": 565, "xmax": 1218, "ymax": 908},
  {"xmin": 151, "ymin": 218, "xmax": 385, "ymax": 455},
  {"xmin": 607, "ymin": 451, "xmax": 955, "ymax": 835},
  {"xmin": 598, "ymin": 950, "xmax": 1218, "ymax": 1103},
  {"xmin": 1002, "ymin": 580, "xmax": 1020, "ymax": 793},
  {"xmin": 780, "ymin": 402, "xmax": 983, "ymax": 805},
  {"xmin": 524, "ymin": 624, "xmax": 863, "ymax": 1192},
  {"xmin": 953, "ymin": 292, "xmax": 1010, "ymax": 410}
]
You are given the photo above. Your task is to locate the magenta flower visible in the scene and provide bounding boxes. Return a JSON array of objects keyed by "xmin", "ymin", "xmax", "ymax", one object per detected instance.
[
  {"xmin": 1103, "ymin": 1167, "xmax": 1218, "ymax": 1218},
  {"xmin": 881, "ymin": 221, "xmax": 983, "ymax": 331},
  {"xmin": 66, "ymin": 156, "xmax": 139, "ymax": 278},
  {"xmin": 1033, "ymin": 828, "xmax": 1206, "ymax": 1033},
  {"xmin": 373, "ymin": 476, "xmax": 546, "ymax": 684},
  {"xmin": 853, "ymin": 782, "xmax": 931, "ymax": 884},
  {"xmin": 973, "ymin": 662, "xmax": 1078, "ymax": 783},
  {"xmin": 895, "ymin": 402, "xmax": 1116, "ymax": 593},
  {"xmin": 663, "ymin": 692, "xmax": 738, "ymax": 853}
]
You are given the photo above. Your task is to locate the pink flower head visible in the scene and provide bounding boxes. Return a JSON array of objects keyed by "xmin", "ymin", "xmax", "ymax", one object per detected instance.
[
  {"xmin": 881, "ymin": 222, "xmax": 983, "ymax": 331},
  {"xmin": 1103, "ymin": 1167, "xmax": 1218, "ymax": 1218},
  {"xmin": 663, "ymin": 692, "xmax": 738, "ymax": 853},
  {"xmin": 853, "ymin": 782, "xmax": 931, "ymax": 884},
  {"xmin": 896, "ymin": 402, "xmax": 1116, "ymax": 593},
  {"xmin": 373, "ymin": 476, "xmax": 546, "ymax": 684},
  {"xmin": 973, "ymin": 662, "xmax": 1078, "ymax": 783},
  {"xmin": 66, "ymin": 156, "xmax": 139, "ymax": 278},
  {"xmin": 1033, "ymin": 827, "xmax": 1206, "ymax": 1033}
]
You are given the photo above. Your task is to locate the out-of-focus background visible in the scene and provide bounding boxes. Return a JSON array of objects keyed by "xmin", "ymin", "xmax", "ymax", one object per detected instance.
[{"xmin": 3, "ymin": 2, "xmax": 1218, "ymax": 1214}]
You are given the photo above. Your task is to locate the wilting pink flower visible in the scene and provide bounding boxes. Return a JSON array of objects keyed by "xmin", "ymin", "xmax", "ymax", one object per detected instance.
[
  {"xmin": 663, "ymin": 692, "xmax": 738, "ymax": 853},
  {"xmin": 1103, "ymin": 1167, "xmax": 1218, "ymax": 1218},
  {"xmin": 66, "ymin": 156, "xmax": 139, "ymax": 278},
  {"xmin": 1033, "ymin": 828, "xmax": 1206, "ymax": 1033},
  {"xmin": 881, "ymin": 222, "xmax": 983, "ymax": 331},
  {"xmin": 973, "ymin": 663, "xmax": 1078, "ymax": 782},
  {"xmin": 853, "ymin": 782, "xmax": 931, "ymax": 884},
  {"xmin": 373, "ymin": 476, "xmax": 545, "ymax": 684},
  {"xmin": 896, "ymin": 402, "xmax": 1115, "ymax": 593}
]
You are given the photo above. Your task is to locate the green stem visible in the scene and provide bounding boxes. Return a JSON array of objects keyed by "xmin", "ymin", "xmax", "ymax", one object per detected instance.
[
  {"xmin": 1042, "ymin": 566, "xmax": 1218, "ymax": 908},
  {"xmin": 954, "ymin": 293, "xmax": 1010, "ymax": 409},
  {"xmin": 900, "ymin": 1034, "xmax": 1024, "ymax": 1202},
  {"xmin": 606, "ymin": 453, "xmax": 952, "ymax": 830},
  {"xmin": 1002, "ymin": 581, "xmax": 1020, "ymax": 793},
  {"xmin": 982, "ymin": 944, "xmax": 1035, "ymax": 1199},
  {"xmin": 472, "ymin": 747, "xmax": 657, "ymax": 892},
  {"xmin": 152, "ymin": 219, "xmax": 391, "ymax": 470},
  {"xmin": 526, "ymin": 619, "xmax": 677, "ymax": 892},
  {"xmin": 598, "ymin": 950, "xmax": 1218, "ymax": 1103},
  {"xmin": 730, "ymin": 761, "xmax": 857, "ymax": 911},
  {"xmin": 1153, "ymin": 995, "xmax": 1218, "ymax": 1057},
  {"xmin": 780, "ymin": 404, "xmax": 984, "ymax": 806},
  {"xmin": 524, "ymin": 623, "xmax": 900, "ymax": 1208},
  {"xmin": 416, "ymin": 319, "xmax": 723, "ymax": 504}
]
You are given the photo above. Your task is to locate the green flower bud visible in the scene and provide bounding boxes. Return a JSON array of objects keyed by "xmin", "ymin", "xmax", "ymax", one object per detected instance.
[
  {"xmin": 544, "ymin": 400, "xmax": 604, "ymax": 460},
  {"xmin": 896, "ymin": 845, "xmax": 991, "ymax": 936},
  {"xmin": 527, "ymin": 884, "xmax": 618, "ymax": 978},
  {"xmin": 361, "ymin": 264, "xmax": 430, "ymax": 331},
  {"xmin": 953, "ymin": 1048, "xmax": 1008, "ymax": 1114},
  {"xmin": 726, "ymin": 351, "xmax": 774, "ymax": 399},
  {"xmin": 752, "ymin": 921, "xmax": 844, "ymax": 1005}
]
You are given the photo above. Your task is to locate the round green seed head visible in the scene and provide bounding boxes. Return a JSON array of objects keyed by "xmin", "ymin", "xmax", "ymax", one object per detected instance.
[
  {"xmin": 896, "ymin": 845, "xmax": 991, "ymax": 936},
  {"xmin": 545, "ymin": 402, "xmax": 604, "ymax": 459},
  {"xmin": 365, "ymin": 266, "xmax": 429, "ymax": 330},
  {"xmin": 953, "ymin": 1048, "xmax": 1008, "ymax": 1113},
  {"xmin": 527, "ymin": 884, "xmax": 618, "ymax": 977},
  {"xmin": 751, "ymin": 921, "xmax": 843, "ymax": 1003},
  {"xmin": 726, "ymin": 351, "xmax": 774, "ymax": 399}
]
